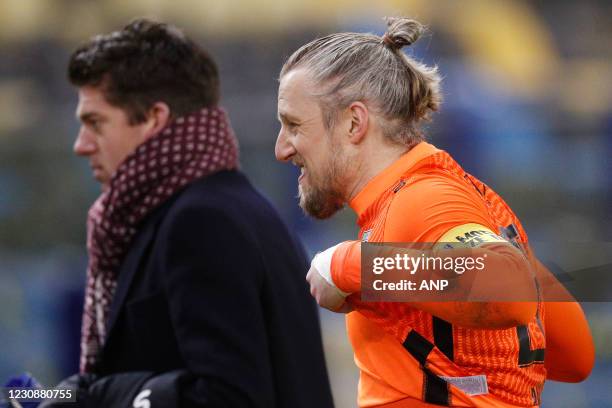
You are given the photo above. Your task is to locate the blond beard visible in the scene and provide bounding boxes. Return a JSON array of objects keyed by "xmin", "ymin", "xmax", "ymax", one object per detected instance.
[{"xmin": 298, "ymin": 148, "xmax": 348, "ymax": 219}]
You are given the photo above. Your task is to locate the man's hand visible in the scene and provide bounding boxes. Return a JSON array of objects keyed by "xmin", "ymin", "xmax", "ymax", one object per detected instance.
[{"xmin": 306, "ymin": 265, "xmax": 352, "ymax": 313}]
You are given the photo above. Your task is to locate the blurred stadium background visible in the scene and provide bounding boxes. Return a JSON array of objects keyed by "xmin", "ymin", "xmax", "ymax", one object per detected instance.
[{"xmin": 0, "ymin": 0, "xmax": 610, "ymax": 406}]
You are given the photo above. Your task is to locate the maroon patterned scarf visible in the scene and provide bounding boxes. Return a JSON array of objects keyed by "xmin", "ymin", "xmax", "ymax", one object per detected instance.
[{"xmin": 80, "ymin": 107, "xmax": 239, "ymax": 373}]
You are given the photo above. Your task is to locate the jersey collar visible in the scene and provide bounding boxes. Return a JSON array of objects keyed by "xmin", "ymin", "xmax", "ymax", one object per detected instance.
[{"xmin": 349, "ymin": 141, "xmax": 440, "ymax": 221}]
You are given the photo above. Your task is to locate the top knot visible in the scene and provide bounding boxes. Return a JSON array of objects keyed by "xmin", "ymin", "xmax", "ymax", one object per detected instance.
[{"xmin": 382, "ymin": 17, "xmax": 425, "ymax": 51}]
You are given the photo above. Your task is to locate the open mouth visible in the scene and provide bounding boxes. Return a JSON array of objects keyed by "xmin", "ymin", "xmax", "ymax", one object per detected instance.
[{"xmin": 292, "ymin": 160, "xmax": 306, "ymax": 184}]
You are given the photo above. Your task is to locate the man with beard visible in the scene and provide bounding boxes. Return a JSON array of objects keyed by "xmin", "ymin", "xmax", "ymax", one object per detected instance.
[
  {"xmin": 275, "ymin": 17, "xmax": 594, "ymax": 408},
  {"xmin": 40, "ymin": 18, "xmax": 334, "ymax": 408}
]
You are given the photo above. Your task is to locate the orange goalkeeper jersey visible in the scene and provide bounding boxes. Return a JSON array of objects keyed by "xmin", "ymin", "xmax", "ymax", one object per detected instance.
[{"xmin": 331, "ymin": 142, "xmax": 547, "ymax": 407}]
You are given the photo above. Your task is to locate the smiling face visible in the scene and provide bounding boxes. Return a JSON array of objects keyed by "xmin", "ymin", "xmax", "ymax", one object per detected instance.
[
  {"xmin": 275, "ymin": 69, "xmax": 350, "ymax": 219},
  {"xmin": 74, "ymin": 86, "xmax": 153, "ymax": 187}
]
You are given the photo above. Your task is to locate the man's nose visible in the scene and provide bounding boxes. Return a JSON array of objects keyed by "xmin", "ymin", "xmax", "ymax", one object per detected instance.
[
  {"xmin": 274, "ymin": 130, "xmax": 296, "ymax": 162},
  {"xmin": 73, "ymin": 127, "xmax": 97, "ymax": 156}
]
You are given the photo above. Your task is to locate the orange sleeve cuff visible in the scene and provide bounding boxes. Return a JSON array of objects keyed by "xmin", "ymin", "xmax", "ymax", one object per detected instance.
[{"xmin": 330, "ymin": 240, "xmax": 362, "ymax": 294}]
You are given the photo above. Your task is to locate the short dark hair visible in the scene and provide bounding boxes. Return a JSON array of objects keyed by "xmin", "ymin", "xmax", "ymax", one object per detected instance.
[{"xmin": 68, "ymin": 18, "xmax": 219, "ymax": 123}]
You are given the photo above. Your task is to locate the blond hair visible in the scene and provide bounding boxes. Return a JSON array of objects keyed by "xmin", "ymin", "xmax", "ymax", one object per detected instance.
[{"xmin": 280, "ymin": 17, "xmax": 442, "ymax": 146}]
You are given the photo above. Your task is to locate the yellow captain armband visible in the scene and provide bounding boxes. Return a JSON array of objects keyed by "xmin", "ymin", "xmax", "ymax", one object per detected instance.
[{"xmin": 436, "ymin": 223, "xmax": 507, "ymax": 249}]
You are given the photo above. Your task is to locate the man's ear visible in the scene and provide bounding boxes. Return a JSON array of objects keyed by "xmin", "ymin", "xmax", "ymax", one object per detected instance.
[
  {"xmin": 143, "ymin": 102, "xmax": 171, "ymax": 139},
  {"xmin": 347, "ymin": 101, "xmax": 368, "ymax": 145}
]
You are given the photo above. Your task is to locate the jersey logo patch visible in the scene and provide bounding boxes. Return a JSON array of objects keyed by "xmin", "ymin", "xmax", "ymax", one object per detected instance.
[{"xmin": 439, "ymin": 374, "xmax": 488, "ymax": 396}]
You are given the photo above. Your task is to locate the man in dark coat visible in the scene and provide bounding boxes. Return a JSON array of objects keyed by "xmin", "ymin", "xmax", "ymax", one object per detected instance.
[{"xmin": 41, "ymin": 18, "xmax": 334, "ymax": 408}]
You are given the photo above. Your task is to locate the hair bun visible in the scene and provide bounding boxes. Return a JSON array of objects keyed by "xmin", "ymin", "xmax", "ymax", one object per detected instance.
[{"xmin": 382, "ymin": 17, "xmax": 425, "ymax": 51}]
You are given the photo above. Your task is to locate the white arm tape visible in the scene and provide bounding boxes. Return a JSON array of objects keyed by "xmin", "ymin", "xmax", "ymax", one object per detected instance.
[{"xmin": 311, "ymin": 243, "xmax": 351, "ymax": 297}]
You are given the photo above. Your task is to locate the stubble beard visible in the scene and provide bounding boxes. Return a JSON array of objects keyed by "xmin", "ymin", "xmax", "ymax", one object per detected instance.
[{"xmin": 298, "ymin": 149, "xmax": 348, "ymax": 220}]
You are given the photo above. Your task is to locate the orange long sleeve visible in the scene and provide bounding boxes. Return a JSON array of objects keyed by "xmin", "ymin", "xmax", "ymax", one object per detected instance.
[
  {"xmin": 331, "ymin": 239, "xmax": 538, "ymax": 328},
  {"xmin": 544, "ymin": 301, "xmax": 594, "ymax": 382}
]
